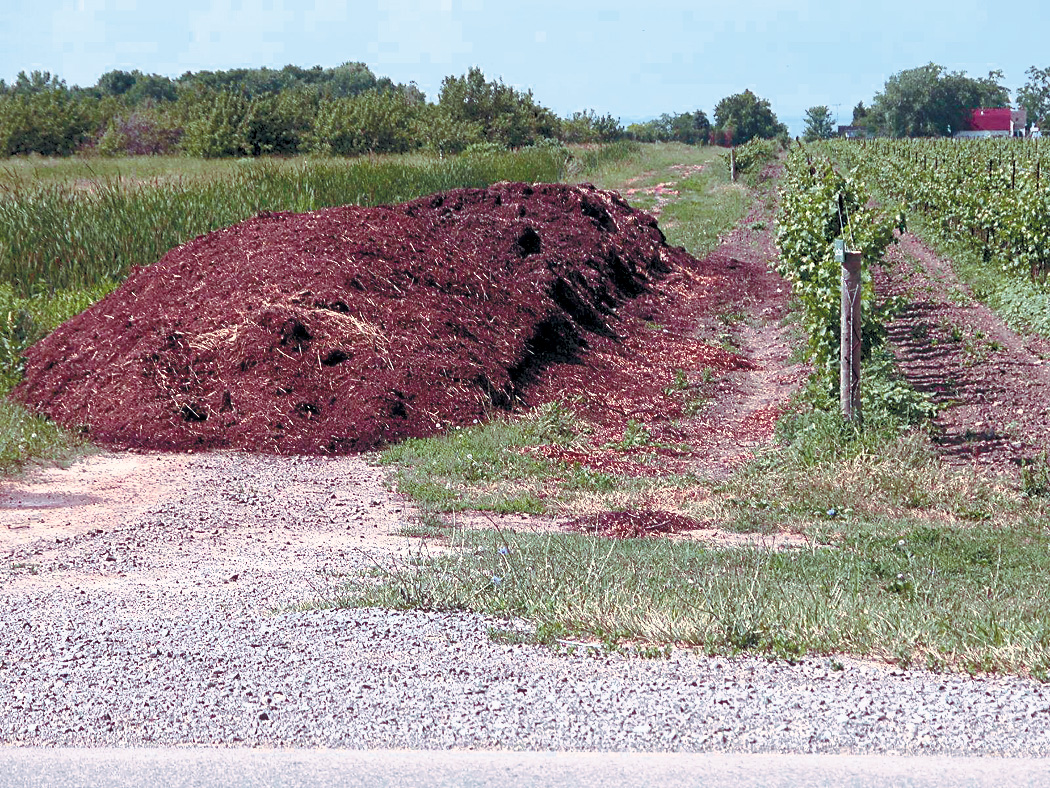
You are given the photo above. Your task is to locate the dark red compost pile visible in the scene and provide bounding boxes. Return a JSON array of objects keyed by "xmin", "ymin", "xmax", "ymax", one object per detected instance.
[{"xmin": 14, "ymin": 182, "xmax": 695, "ymax": 454}]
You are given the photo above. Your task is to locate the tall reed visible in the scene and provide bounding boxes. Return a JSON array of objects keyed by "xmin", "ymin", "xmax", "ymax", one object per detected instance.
[{"xmin": 0, "ymin": 147, "xmax": 568, "ymax": 295}]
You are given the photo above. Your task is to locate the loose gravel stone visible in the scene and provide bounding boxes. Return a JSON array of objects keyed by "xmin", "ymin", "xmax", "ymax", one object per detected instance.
[{"xmin": 2, "ymin": 452, "xmax": 1050, "ymax": 755}]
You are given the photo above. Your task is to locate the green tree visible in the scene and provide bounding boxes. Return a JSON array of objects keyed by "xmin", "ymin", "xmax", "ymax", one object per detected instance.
[
  {"xmin": 96, "ymin": 69, "xmax": 136, "ymax": 97},
  {"xmin": 668, "ymin": 110, "xmax": 710, "ymax": 144},
  {"xmin": 712, "ymin": 90, "xmax": 787, "ymax": 145},
  {"xmin": 309, "ymin": 91, "xmax": 418, "ymax": 156},
  {"xmin": 868, "ymin": 63, "xmax": 1009, "ymax": 137},
  {"xmin": 10, "ymin": 70, "xmax": 67, "ymax": 95},
  {"xmin": 627, "ymin": 115, "xmax": 672, "ymax": 142},
  {"xmin": 560, "ymin": 109, "xmax": 623, "ymax": 143},
  {"xmin": 322, "ymin": 61, "xmax": 378, "ymax": 99},
  {"xmin": 126, "ymin": 73, "xmax": 177, "ymax": 104},
  {"xmin": 802, "ymin": 105, "xmax": 835, "ymax": 141},
  {"xmin": 413, "ymin": 104, "xmax": 481, "ymax": 154},
  {"xmin": 0, "ymin": 90, "xmax": 94, "ymax": 155},
  {"xmin": 1017, "ymin": 66, "xmax": 1050, "ymax": 126},
  {"xmin": 180, "ymin": 91, "xmax": 250, "ymax": 157},
  {"xmin": 438, "ymin": 67, "xmax": 558, "ymax": 148}
]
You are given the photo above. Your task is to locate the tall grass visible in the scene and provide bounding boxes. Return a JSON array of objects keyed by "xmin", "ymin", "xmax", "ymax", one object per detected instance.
[{"xmin": 0, "ymin": 147, "xmax": 569, "ymax": 295}]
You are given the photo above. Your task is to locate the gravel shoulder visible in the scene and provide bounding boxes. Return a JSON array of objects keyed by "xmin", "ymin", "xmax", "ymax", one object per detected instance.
[{"xmin": 3, "ymin": 451, "xmax": 1050, "ymax": 754}]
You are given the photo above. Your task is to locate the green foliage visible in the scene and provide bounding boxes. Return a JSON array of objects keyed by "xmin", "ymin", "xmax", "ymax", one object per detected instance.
[
  {"xmin": 180, "ymin": 91, "xmax": 251, "ymax": 158},
  {"xmin": 712, "ymin": 90, "xmax": 788, "ymax": 146},
  {"xmin": 0, "ymin": 62, "xmax": 789, "ymax": 161},
  {"xmin": 94, "ymin": 69, "xmax": 178, "ymax": 104},
  {"xmin": 0, "ymin": 283, "xmax": 107, "ymax": 472},
  {"xmin": 775, "ymin": 147, "xmax": 897, "ymax": 390},
  {"xmin": 0, "ymin": 283, "xmax": 114, "ymax": 391},
  {"xmin": 802, "ymin": 106, "xmax": 835, "ymax": 142},
  {"xmin": 1017, "ymin": 65, "xmax": 1050, "ymax": 126},
  {"xmin": 309, "ymin": 91, "xmax": 419, "ymax": 156},
  {"xmin": 723, "ymin": 138, "xmax": 779, "ymax": 181},
  {"xmin": 1020, "ymin": 453, "xmax": 1050, "ymax": 497},
  {"xmin": 559, "ymin": 109, "xmax": 624, "ymax": 144},
  {"xmin": 860, "ymin": 348, "xmax": 939, "ymax": 425},
  {"xmin": 868, "ymin": 63, "xmax": 1010, "ymax": 138},
  {"xmin": 95, "ymin": 107, "xmax": 183, "ymax": 156},
  {"xmin": 0, "ymin": 91, "xmax": 97, "ymax": 156},
  {"xmin": 438, "ymin": 67, "xmax": 560, "ymax": 149},
  {"xmin": 0, "ymin": 398, "xmax": 87, "ymax": 474},
  {"xmin": 825, "ymin": 137, "xmax": 1050, "ymax": 306},
  {"xmin": 627, "ymin": 110, "xmax": 710, "ymax": 145}
]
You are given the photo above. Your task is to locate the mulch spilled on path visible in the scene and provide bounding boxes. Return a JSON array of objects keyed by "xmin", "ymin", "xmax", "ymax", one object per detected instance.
[
  {"xmin": 563, "ymin": 509, "xmax": 704, "ymax": 538},
  {"xmin": 14, "ymin": 182, "xmax": 698, "ymax": 454},
  {"xmin": 519, "ymin": 169, "xmax": 804, "ymax": 479}
]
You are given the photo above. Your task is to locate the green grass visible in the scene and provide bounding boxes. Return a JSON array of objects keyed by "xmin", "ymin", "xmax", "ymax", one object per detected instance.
[
  {"xmin": 660, "ymin": 181, "xmax": 750, "ymax": 259},
  {"xmin": 0, "ymin": 148, "xmax": 570, "ymax": 295},
  {"xmin": 382, "ymin": 401, "xmax": 655, "ymax": 514},
  {"xmin": 337, "ymin": 373, "xmax": 1050, "ymax": 676},
  {"xmin": 329, "ymin": 514, "xmax": 1050, "ymax": 676},
  {"xmin": 581, "ymin": 144, "xmax": 752, "ymax": 258},
  {"xmin": 587, "ymin": 142, "xmax": 751, "ymax": 258},
  {"xmin": 715, "ymin": 405, "xmax": 1023, "ymax": 533},
  {"xmin": 0, "ymin": 282, "xmax": 116, "ymax": 390},
  {"xmin": 0, "ymin": 154, "xmax": 245, "ymax": 186},
  {"xmin": 0, "ymin": 398, "xmax": 89, "ymax": 474}
]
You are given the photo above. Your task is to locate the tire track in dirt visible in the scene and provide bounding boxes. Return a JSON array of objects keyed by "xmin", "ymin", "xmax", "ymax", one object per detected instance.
[{"xmin": 875, "ymin": 232, "xmax": 1050, "ymax": 474}]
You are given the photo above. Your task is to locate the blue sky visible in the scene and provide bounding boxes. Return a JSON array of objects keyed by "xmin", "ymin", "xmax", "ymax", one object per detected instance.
[{"xmin": 1, "ymin": 0, "xmax": 1046, "ymax": 136}]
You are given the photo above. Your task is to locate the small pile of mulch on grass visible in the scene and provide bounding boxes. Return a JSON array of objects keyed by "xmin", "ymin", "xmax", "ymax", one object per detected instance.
[
  {"xmin": 13, "ymin": 182, "xmax": 694, "ymax": 454},
  {"xmin": 564, "ymin": 509, "xmax": 703, "ymax": 538}
]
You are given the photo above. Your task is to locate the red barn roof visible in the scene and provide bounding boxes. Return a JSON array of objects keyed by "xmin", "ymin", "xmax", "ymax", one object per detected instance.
[{"xmin": 965, "ymin": 108, "xmax": 1012, "ymax": 132}]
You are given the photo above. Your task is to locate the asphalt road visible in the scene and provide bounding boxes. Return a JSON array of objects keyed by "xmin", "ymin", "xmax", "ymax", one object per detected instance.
[{"xmin": 2, "ymin": 748, "xmax": 1049, "ymax": 788}]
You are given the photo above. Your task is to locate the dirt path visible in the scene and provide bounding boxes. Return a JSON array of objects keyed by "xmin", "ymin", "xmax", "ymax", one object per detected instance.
[
  {"xmin": 0, "ymin": 452, "xmax": 415, "ymax": 588},
  {"xmin": 524, "ymin": 169, "xmax": 807, "ymax": 485},
  {"xmin": 875, "ymin": 232, "xmax": 1050, "ymax": 474}
]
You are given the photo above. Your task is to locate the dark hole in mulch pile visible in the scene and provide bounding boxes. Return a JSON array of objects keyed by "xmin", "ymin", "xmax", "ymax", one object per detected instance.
[
  {"xmin": 13, "ymin": 182, "xmax": 695, "ymax": 455},
  {"xmin": 564, "ymin": 509, "xmax": 703, "ymax": 539}
]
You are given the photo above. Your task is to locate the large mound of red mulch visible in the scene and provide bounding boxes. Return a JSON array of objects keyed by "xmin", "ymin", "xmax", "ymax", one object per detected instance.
[{"xmin": 13, "ymin": 182, "xmax": 697, "ymax": 454}]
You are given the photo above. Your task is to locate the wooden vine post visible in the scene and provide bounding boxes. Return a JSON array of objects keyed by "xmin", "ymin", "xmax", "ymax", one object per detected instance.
[{"xmin": 835, "ymin": 238, "xmax": 863, "ymax": 423}]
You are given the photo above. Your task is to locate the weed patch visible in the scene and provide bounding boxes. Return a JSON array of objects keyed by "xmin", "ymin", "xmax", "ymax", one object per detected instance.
[{"xmin": 328, "ymin": 521, "xmax": 1050, "ymax": 676}]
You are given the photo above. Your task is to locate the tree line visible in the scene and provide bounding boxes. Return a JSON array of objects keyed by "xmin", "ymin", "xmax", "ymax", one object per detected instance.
[
  {"xmin": 802, "ymin": 62, "xmax": 1050, "ymax": 141},
  {"xmin": 0, "ymin": 62, "xmax": 789, "ymax": 158}
]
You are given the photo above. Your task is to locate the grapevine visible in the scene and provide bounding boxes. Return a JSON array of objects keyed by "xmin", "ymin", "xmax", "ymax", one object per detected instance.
[
  {"xmin": 775, "ymin": 146, "xmax": 896, "ymax": 392},
  {"xmin": 820, "ymin": 137, "xmax": 1050, "ymax": 285}
]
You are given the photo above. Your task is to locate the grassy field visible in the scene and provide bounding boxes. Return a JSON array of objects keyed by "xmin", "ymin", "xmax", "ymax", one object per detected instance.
[
  {"xmin": 0, "ymin": 146, "xmax": 577, "ymax": 295},
  {"xmin": 333, "ymin": 143, "xmax": 1050, "ymax": 678}
]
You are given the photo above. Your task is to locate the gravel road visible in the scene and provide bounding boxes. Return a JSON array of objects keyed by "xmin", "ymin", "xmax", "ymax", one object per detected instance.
[{"xmin": 2, "ymin": 451, "xmax": 1050, "ymax": 756}]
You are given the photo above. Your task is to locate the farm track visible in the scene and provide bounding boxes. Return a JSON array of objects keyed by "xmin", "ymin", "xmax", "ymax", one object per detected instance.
[
  {"xmin": 875, "ymin": 232, "xmax": 1050, "ymax": 474},
  {"xmin": 524, "ymin": 169, "xmax": 807, "ymax": 485}
]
